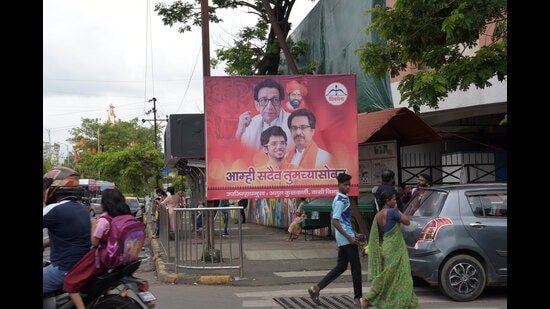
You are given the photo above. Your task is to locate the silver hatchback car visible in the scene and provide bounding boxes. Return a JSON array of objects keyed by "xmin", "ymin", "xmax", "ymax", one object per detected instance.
[
  {"xmin": 88, "ymin": 197, "xmax": 104, "ymax": 217},
  {"xmin": 401, "ymin": 183, "xmax": 507, "ymax": 301}
]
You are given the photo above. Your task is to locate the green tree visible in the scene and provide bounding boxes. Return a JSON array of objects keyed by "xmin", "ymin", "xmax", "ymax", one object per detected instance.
[
  {"xmin": 154, "ymin": 0, "xmax": 317, "ymax": 75},
  {"xmin": 43, "ymin": 158, "xmax": 57, "ymax": 174},
  {"xmin": 68, "ymin": 118, "xmax": 160, "ymax": 153},
  {"xmin": 167, "ymin": 170, "xmax": 189, "ymax": 197},
  {"xmin": 68, "ymin": 118, "xmax": 165, "ymax": 196},
  {"xmin": 355, "ymin": 0, "xmax": 507, "ymax": 112}
]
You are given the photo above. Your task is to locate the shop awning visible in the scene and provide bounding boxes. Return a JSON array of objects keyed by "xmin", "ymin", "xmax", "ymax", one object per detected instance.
[{"xmin": 358, "ymin": 107, "xmax": 443, "ymax": 146}]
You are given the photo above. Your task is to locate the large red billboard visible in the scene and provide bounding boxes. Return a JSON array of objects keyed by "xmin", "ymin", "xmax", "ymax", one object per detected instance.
[{"xmin": 205, "ymin": 75, "xmax": 358, "ymax": 200}]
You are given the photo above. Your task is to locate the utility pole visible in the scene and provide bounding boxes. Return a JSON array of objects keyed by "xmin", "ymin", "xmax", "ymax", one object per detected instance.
[
  {"xmin": 142, "ymin": 97, "xmax": 168, "ymax": 188},
  {"xmin": 201, "ymin": 0, "xmax": 210, "ymax": 77},
  {"xmin": 151, "ymin": 97, "xmax": 158, "ymax": 149},
  {"xmin": 96, "ymin": 118, "xmax": 101, "ymax": 152},
  {"xmin": 200, "ymin": 0, "xmax": 217, "ymax": 260},
  {"xmin": 142, "ymin": 98, "xmax": 168, "ymax": 150}
]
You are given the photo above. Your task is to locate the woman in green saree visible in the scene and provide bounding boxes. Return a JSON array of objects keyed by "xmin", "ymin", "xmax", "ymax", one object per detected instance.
[{"xmin": 360, "ymin": 190, "xmax": 419, "ymax": 309}]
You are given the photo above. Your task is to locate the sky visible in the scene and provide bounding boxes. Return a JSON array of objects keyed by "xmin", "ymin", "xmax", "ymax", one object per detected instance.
[{"xmin": 43, "ymin": 0, "xmax": 318, "ymax": 160}]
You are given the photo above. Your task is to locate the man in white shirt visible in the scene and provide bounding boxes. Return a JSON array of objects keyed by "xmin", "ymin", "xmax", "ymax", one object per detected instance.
[{"xmin": 235, "ymin": 78, "xmax": 294, "ymax": 152}]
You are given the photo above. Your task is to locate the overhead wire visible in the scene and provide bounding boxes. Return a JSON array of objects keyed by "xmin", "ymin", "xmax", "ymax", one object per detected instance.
[
  {"xmin": 144, "ymin": 0, "xmax": 156, "ymax": 113},
  {"xmin": 176, "ymin": 42, "xmax": 202, "ymax": 114}
]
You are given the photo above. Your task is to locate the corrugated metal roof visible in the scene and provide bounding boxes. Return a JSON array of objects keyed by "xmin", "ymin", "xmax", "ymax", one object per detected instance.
[{"xmin": 358, "ymin": 107, "xmax": 443, "ymax": 146}]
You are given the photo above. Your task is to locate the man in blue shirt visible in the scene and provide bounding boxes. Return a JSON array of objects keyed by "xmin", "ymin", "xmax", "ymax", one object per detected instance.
[
  {"xmin": 308, "ymin": 173, "xmax": 365, "ymax": 306},
  {"xmin": 43, "ymin": 167, "xmax": 91, "ymax": 294}
]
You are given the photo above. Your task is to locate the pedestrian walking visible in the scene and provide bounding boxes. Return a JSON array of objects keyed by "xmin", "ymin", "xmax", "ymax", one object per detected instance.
[{"xmin": 307, "ymin": 173, "xmax": 365, "ymax": 306}]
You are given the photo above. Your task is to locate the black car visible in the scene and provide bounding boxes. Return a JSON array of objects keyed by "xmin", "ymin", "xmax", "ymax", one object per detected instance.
[{"xmin": 401, "ymin": 183, "xmax": 507, "ymax": 301}]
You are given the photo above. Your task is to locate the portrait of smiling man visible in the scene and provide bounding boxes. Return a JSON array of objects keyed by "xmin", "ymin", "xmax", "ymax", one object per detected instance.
[
  {"xmin": 258, "ymin": 125, "xmax": 293, "ymax": 170},
  {"xmin": 286, "ymin": 108, "xmax": 333, "ymax": 169},
  {"xmin": 283, "ymin": 79, "xmax": 308, "ymax": 113},
  {"xmin": 235, "ymin": 78, "xmax": 294, "ymax": 152}
]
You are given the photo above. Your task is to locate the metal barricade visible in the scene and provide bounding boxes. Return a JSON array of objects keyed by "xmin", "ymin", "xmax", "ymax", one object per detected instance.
[
  {"xmin": 156, "ymin": 204, "xmax": 170, "ymax": 256},
  {"xmin": 158, "ymin": 206, "xmax": 244, "ymax": 278}
]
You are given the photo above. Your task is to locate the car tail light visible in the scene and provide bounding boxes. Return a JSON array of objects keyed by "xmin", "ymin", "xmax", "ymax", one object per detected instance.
[{"xmin": 419, "ymin": 218, "xmax": 453, "ymax": 241}]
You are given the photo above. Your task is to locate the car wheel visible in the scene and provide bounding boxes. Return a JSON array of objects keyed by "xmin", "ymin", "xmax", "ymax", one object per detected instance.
[
  {"xmin": 439, "ymin": 254, "xmax": 486, "ymax": 302},
  {"xmin": 90, "ymin": 209, "xmax": 95, "ymax": 217}
]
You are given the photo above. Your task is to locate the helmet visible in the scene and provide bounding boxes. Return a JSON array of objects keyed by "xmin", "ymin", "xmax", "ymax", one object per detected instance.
[{"xmin": 43, "ymin": 166, "xmax": 80, "ymax": 205}]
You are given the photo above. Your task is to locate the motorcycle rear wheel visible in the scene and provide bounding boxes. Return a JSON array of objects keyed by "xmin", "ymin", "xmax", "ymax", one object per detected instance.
[{"xmin": 91, "ymin": 294, "xmax": 142, "ymax": 309}]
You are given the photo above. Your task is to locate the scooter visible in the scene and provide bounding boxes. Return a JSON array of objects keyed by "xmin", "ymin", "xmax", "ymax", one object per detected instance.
[{"xmin": 43, "ymin": 259, "xmax": 156, "ymax": 309}]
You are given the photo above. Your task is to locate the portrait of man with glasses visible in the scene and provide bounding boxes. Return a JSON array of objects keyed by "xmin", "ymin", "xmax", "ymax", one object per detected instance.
[
  {"xmin": 234, "ymin": 78, "xmax": 294, "ymax": 152},
  {"xmin": 286, "ymin": 108, "xmax": 333, "ymax": 169}
]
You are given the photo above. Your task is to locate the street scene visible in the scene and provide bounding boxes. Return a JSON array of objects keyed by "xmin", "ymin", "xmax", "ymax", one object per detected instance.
[
  {"xmin": 44, "ymin": 0, "xmax": 507, "ymax": 308},
  {"xmin": 44, "ymin": 212, "xmax": 507, "ymax": 308},
  {"xmin": 133, "ymin": 217, "xmax": 507, "ymax": 308}
]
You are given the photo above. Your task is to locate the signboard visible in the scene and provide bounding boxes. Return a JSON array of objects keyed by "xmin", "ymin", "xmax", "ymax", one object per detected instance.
[
  {"xmin": 87, "ymin": 179, "xmax": 99, "ymax": 191},
  {"xmin": 358, "ymin": 141, "xmax": 398, "ymax": 191},
  {"xmin": 205, "ymin": 75, "xmax": 359, "ymax": 200}
]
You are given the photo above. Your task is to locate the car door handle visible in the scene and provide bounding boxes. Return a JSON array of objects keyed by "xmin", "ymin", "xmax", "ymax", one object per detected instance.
[{"xmin": 469, "ymin": 222, "xmax": 486, "ymax": 227}]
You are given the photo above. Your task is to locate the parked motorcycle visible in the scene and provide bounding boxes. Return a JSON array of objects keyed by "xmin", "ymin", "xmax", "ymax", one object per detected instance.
[{"xmin": 43, "ymin": 259, "xmax": 156, "ymax": 309}]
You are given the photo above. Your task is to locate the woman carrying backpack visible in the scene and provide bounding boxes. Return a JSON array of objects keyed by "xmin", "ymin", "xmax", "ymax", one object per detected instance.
[{"xmin": 62, "ymin": 188, "xmax": 131, "ymax": 309}]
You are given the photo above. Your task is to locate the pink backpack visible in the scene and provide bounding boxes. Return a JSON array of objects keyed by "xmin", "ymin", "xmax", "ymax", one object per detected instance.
[{"xmin": 98, "ymin": 214, "xmax": 146, "ymax": 269}]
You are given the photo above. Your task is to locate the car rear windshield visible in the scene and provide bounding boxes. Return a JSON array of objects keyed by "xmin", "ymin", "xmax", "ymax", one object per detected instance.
[
  {"xmin": 404, "ymin": 190, "xmax": 447, "ymax": 217},
  {"xmin": 127, "ymin": 199, "xmax": 138, "ymax": 206}
]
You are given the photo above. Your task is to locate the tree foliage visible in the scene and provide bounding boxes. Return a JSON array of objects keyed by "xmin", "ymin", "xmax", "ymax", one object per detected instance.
[
  {"xmin": 67, "ymin": 118, "xmax": 165, "ymax": 196},
  {"xmin": 155, "ymin": 0, "xmax": 317, "ymax": 75},
  {"xmin": 355, "ymin": 0, "xmax": 507, "ymax": 112},
  {"xmin": 68, "ymin": 118, "xmax": 159, "ymax": 153},
  {"xmin": 43, "ymin": 158, "xmax": 57, "ymax": 175}
]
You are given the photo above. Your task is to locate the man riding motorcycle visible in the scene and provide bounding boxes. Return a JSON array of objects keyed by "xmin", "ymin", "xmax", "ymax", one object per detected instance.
[
  {"xmin": 43, "ymin": 167, "xmax": 91, "ymax": 294},
  {"xmin": 43, "ymin": 167, "xmax": 157, "ymax": 309}
]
